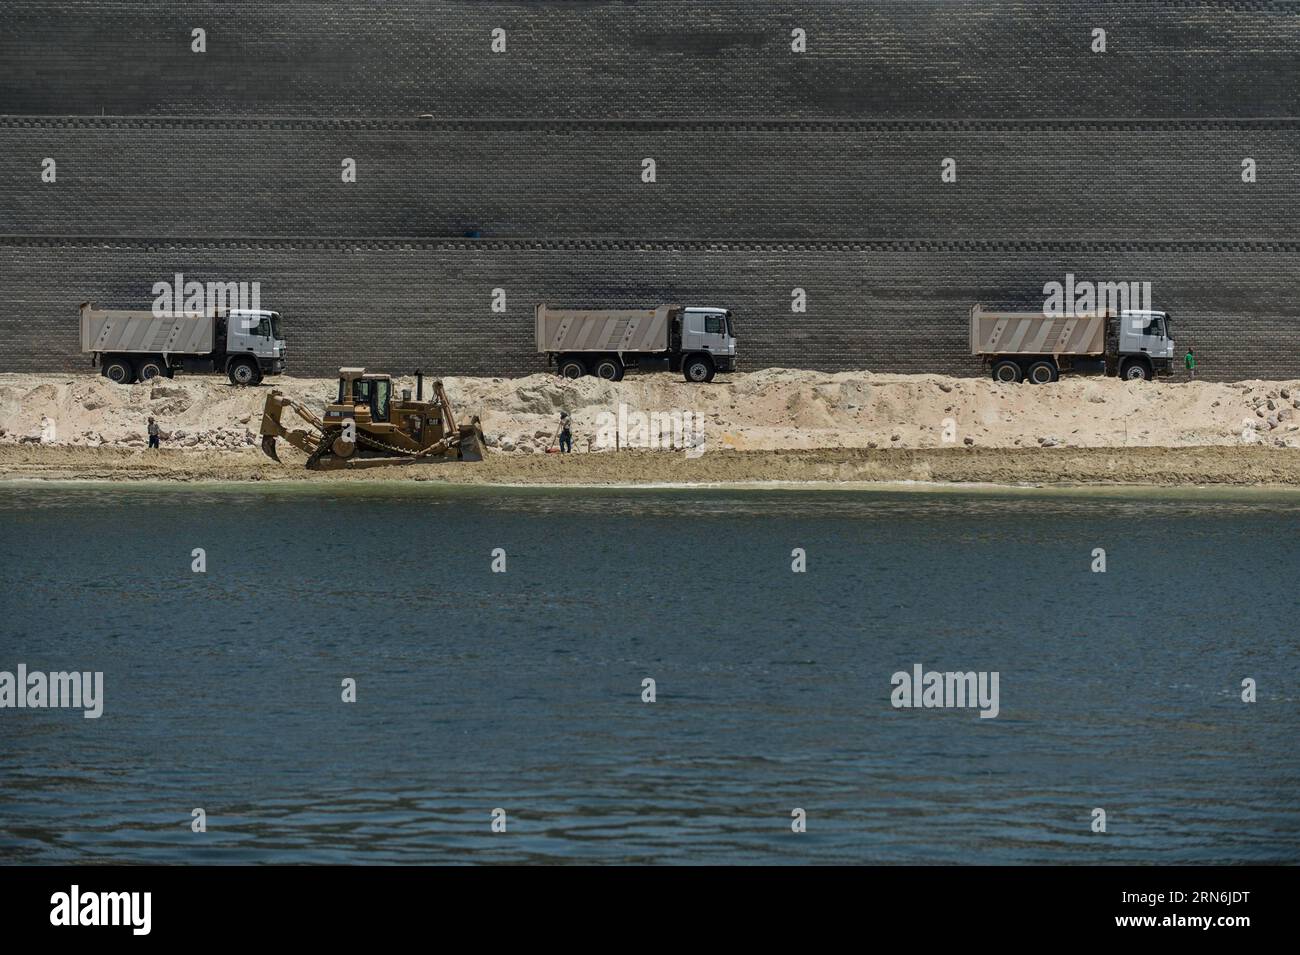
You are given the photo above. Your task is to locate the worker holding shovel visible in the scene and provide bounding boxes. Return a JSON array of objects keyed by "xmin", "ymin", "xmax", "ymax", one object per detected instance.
[{"xmin": 547, "ymin": 412, "xmax": 575, "ymax": 453}]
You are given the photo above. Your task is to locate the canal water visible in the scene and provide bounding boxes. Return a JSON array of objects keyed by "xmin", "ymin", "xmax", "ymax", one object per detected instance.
[{"xmin": 0, "ymin": 482, "xmax": 1296, "ymax": 863}]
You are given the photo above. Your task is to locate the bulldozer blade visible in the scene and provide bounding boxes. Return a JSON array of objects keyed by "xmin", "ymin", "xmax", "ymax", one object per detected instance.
[
  {"xmin": 459, "ymin": 428, "xmax": 486, "ymax": 462},
  {"xmin": 260, "ymin": 435, "xmax": 281, "ymax": 462}
]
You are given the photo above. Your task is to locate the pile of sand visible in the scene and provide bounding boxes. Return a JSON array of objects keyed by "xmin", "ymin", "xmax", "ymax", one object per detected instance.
[{"xmin": 1, "ymin": 369, "xmax": 1299, "ymax": 456}]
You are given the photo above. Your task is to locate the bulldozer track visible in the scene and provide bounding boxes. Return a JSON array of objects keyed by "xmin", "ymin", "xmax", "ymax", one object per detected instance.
[
  {"xmin": 304, "ymin": 426, "xmax": 455, "ymax": 468},
  {"xmin": 356, "ymin": 430, "xmax": 434, "ymax": 459}
]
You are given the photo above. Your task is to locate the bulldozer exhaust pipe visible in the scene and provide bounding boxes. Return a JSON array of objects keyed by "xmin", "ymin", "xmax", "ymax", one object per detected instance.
[{"xmin": 415, "ymin": 369, "xmax": 424, "ymax": 401}]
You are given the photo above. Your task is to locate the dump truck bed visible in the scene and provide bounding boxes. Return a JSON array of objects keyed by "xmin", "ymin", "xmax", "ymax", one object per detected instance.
[
  {"xmin": 535, "ymin": 304, "xmax": 679, "ymax": 353},
  {"xmin": 969, "ymin": 305, "xmax": 1107, "ymax": 357},
  {"xmin": 80, "ymin": 304, "xmax": 216, "ymax": 355}
]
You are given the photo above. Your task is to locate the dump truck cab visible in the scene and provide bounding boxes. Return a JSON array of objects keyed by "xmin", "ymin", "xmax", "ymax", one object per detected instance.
[
  {"xmin": 227, "ymin": 309, "xmax": 287, "ymax": 380},
  {"xmin": 682, "ymin": 307, "xmax": 737, "ymax": 375},
  {"xmin": 1118, "ymin": 310, "xmax": 1175, "ymax": 370}
]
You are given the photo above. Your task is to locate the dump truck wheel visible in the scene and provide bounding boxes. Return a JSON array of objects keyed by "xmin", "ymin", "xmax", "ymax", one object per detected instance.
[
  {"xmin": 137, "ymin": 359, "xmax": 165, "ymax": 381},
  {"xmin": 228, "ymin": 358, "xmax": 261, "ymax": 386},
  {"xmin": 1121, "ymin": 359, "xmax": 1152, "ymax": 381},
  {"xmin": 991, "ymin": 360, "xmax": 1022, "ymax": 383},
  {"xmin": 683, "ymin": 354, "xmax": 713, "ymax": 383},
  {"xmin": 102, "ymin": 356, "xmax": 135, "ymax": 385},
  {"xmin": 558, "ymin": 357, "xmax": 586, "ymax": 379},
  {"xmin": 1026, "ymin": 360, "xmax": 1057, "ymax": 384},
  {"xmin": 593, "ymin": 356, "xmax": 624, "ymax": 381}
]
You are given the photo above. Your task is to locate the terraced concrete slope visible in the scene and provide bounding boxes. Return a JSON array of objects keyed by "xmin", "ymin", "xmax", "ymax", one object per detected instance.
[{"xmin": 1, "ymin": 2, "xmax": 1297, "ymax": 379}]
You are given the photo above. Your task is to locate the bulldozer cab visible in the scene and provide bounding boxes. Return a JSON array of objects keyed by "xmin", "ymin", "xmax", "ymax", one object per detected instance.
[{"xmin": 336, "ymin": 368, "xmax": 391, "ymax": 423}]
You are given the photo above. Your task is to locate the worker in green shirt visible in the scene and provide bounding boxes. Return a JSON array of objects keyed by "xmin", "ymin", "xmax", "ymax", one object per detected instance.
[{"xmin": 1184, "ymin": 347, "xmax": 1196, "ymax": 380}]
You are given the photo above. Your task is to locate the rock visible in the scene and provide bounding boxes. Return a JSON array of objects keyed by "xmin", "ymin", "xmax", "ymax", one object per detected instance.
[
  {"xmin": 1267, "ymin": 399, "xmax": 1276, "ymax": 411},
  {"xmin": 937, "ymin": 381, "xmax": 953, "ymax": 393},
  {"xmin": 890, "ymin": 434, "xmax": 901, "ymax": 442},
  {"xmin": 1281, "ymin": 388, "xmax": 1291, "ymax": 399},
  {"xmin": 963, "ymin": 436, "xmax": 974, "ymax": 446},
  {"xmin": 500, "ymin": 440, "xmax": 515, "ymax": 452}
]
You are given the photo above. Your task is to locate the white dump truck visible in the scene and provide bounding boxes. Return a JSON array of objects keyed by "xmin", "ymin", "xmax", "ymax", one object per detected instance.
[
  {"xmin": 535, "ymin": 303, "xmax": 737, "ymax": 382},
  {"xmin": 970, "ymin": 305, "xmax": 1175, "ymax": 383},
  {"xmin": 80, "ymin": 302, "xmax": 286, "ymax": 385}
]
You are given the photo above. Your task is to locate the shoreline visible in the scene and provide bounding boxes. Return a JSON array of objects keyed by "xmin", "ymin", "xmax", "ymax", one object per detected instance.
[
  {"xmin": 2, "ymin": 444, "xmax": 1298, "ymax": 489},
  {"xmin": 3, "ymin": 370, "xmax": 1299, "ymax": 490}
]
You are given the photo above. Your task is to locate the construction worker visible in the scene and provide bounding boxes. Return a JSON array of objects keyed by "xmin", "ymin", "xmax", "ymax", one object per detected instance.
[
  {"xmin": 557, "ymin": 412, "xmax": 573, "ymax": 453},
  {"xmin": 1185, "ymin": 347, "xmax": 1197, "ymax": 380},
  {"xmin": 147, "ymin": 416, "xmax": 161, "ymax": 449}
]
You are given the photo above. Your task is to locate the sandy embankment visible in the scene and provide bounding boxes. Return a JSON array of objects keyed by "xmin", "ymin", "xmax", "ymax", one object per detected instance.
[{"xmin": 1, "ymin": 369, "xmax": 1298, "ymax": 486}]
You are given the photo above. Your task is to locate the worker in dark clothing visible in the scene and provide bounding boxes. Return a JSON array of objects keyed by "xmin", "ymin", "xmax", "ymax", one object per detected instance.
[
  {"xmin": 557, "ymin": 412, "xmax": 573, "ymax": 453},
  {"xmin": 147, "ymin": 416, "xmax": 161, "ymax": 449},
  {"xmin": 1185, "ymin": 347, "xmax": 1197, "ymax": 380}
]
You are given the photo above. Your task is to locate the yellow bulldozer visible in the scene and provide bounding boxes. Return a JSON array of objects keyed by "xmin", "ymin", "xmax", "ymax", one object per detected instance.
[{"xmin": 259, "ymin": 368, "xmax": 486, "ymax": 469}]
